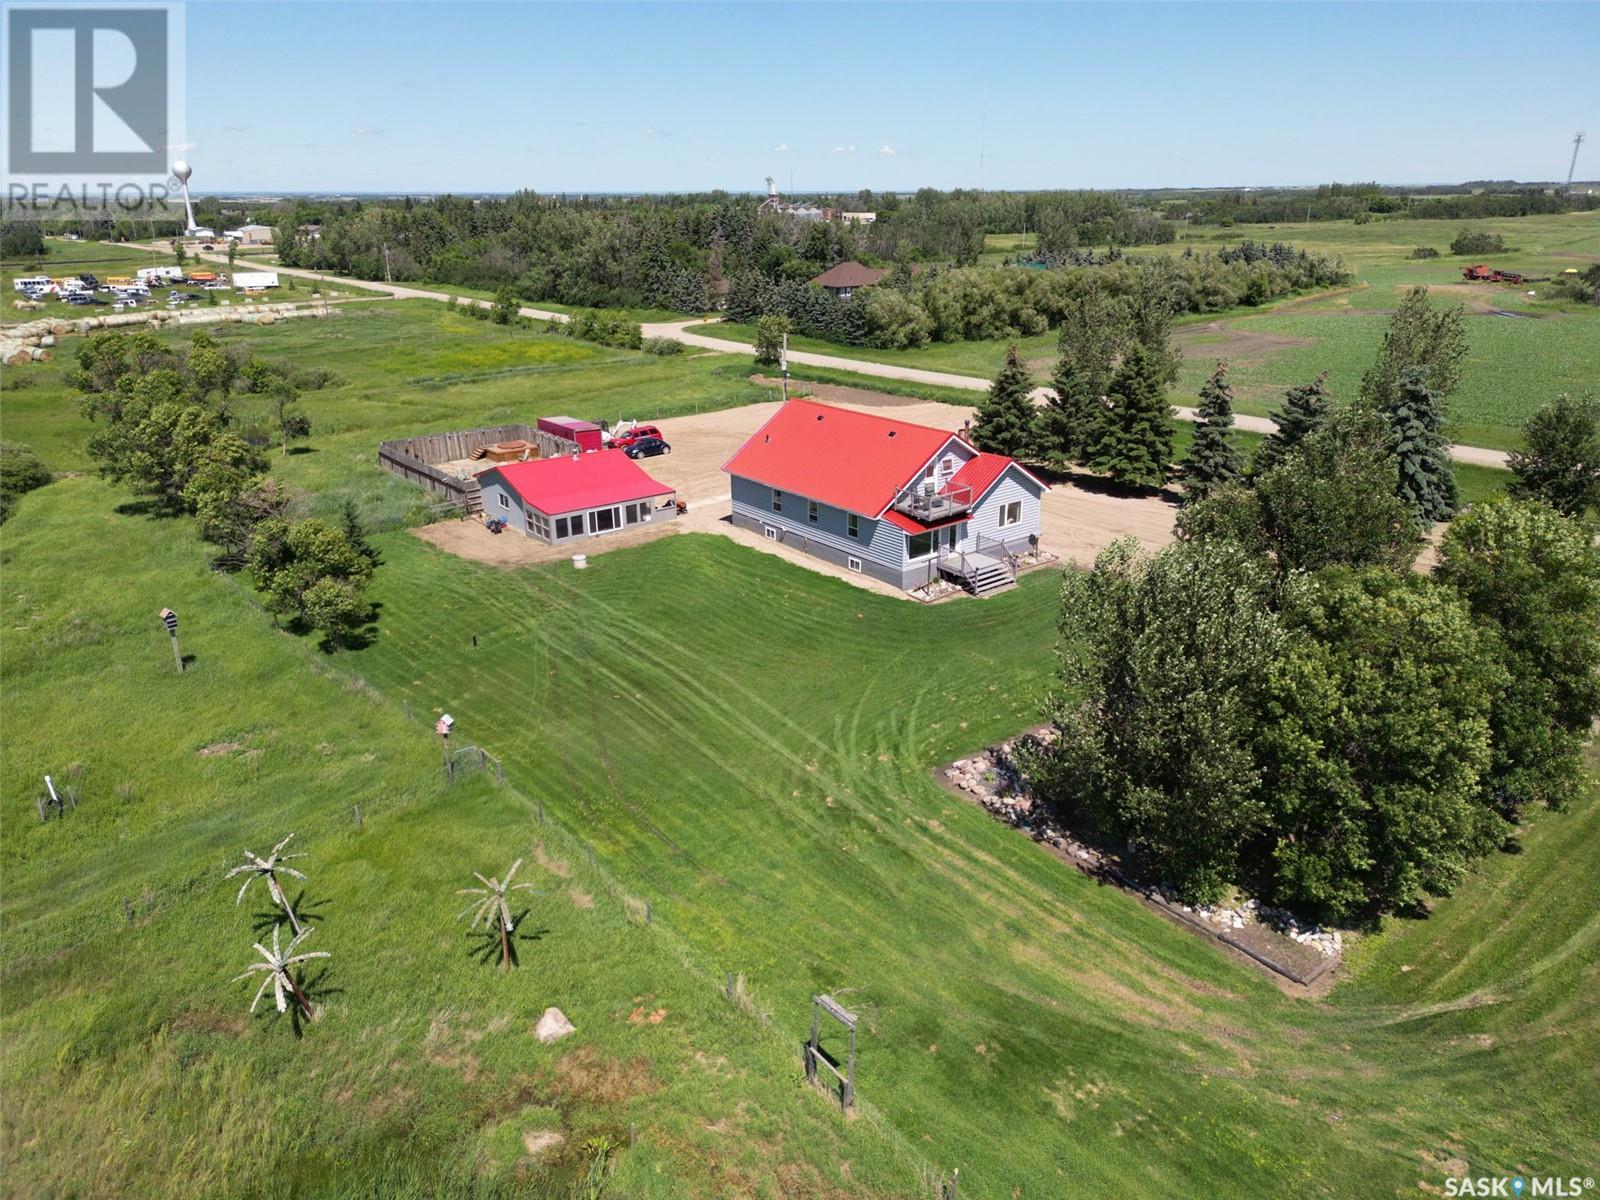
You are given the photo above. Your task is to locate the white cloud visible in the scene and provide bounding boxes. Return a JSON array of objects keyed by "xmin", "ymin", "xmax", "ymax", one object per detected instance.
[
  {"xmin": 828, "ymin": 144, "xmax": 857, "ymax": 155},
  {"xmin": 643, "ymin": 126, "xmax": 675, "ymax": 138},
  {"xmin": 772, "ymin": 142, "xmax": 794, "ymax": 153},
  {"xmin": 352, "ymin": 126, "xmax": 386, "ymax": 136},
  {"xmin": 879, "ymin": 144, "xmax": 896, "ymax": 157}
]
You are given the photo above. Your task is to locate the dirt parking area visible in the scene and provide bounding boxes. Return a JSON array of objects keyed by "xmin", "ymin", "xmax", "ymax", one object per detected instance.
[{"xmin": 412, "ymin": 385, "xmax": 1182, "ymax": 585}]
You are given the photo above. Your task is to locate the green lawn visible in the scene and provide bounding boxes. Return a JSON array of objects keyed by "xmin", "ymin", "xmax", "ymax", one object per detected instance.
[
  {"xmin": 2, "ymin": 301, "xmax": 1579, "ymax": 1199},
  {"xmin": 0, "ymin": 481, "xmax": 926, "ymax": 1200}
]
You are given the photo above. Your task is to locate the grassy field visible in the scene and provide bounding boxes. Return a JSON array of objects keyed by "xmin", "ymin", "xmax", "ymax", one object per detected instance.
[
  {"xmin": 2, "ymin": 299, "xmax": 1588, "ymax": 1198},
  {"xmin": 0, "ymin": 301, "xmax": 775, "ymax": 531},
  {"xmin": 719, "ymin": 212, "xmax": 1600, "ymax": 452}
]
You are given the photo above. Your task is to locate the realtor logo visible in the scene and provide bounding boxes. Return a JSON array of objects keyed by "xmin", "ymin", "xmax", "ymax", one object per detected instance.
[{"xmin": 5, "ymin": 3, "xmax": 182, "ymax": 176}]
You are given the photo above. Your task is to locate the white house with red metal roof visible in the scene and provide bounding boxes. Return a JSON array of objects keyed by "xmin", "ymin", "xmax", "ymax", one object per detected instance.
[
  {"xmin": 721, "ymin": 399, "xmax": 1048, "ymax": 594},
  {"xmin": 476, "ymin": 450, "xmax": 678, "ymax": 544}
]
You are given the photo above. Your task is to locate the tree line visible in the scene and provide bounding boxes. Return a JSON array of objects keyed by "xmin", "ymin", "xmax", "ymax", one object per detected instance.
[
  {"xmin": 1178, "ymin": 184, "xmax": 1598, "ymax": 226},
  {"xmin": 74, "ymin": 331, "xmax": 377, "ymax": 647},
  {"xmin": 988, "ymin": 284, "xmax": 1600, "ymax": 920},
  {"xmin": 729, "ymin": 248, "xmax": 1348, "ymax": 350}
]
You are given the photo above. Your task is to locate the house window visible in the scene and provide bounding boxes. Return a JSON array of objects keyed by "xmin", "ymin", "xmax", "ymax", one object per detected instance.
[
  {"xmin": 808, "ymin": 500, "xmax": 819, "ymax": 524},
  {"xmin": 906, "ymin": 532, "xmax": 935, "ymax": 559},
  {"xmin": 771, "ymin": 488, "xmax": 783, "ymax": 512},
  {"xmin": 847, "ymin": 512, "xmax": 859, "ymax": 539},
  {"xmin": 595, "ymin": 507, "xmax": 616, "ymax": 532},
  {"xmin": 556, "ymin": 516, "xmax": 569, "ymax": 538},
  {"xmin": 498, "ymin": 492, "xmax": 509, "ymax": 510},
  {"xmin": 570, "ymin": 512, "xmax": 585, "ymax": 535},
  {"xmin": 764, "ymin": 525, "xmax": 778, "ymax": 540},
  {"xmin": 998, "ymin": 500, "xmax": 1023, "ymax": 528},
  {"xmin": 848, "ymin": 556, "xmax": 862, "ymax": 573}
]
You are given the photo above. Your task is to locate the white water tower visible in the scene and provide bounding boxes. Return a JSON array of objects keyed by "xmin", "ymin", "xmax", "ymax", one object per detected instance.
[{"xmin": 170, "ymin": 159, "xmax": 213, "ymax": 236}]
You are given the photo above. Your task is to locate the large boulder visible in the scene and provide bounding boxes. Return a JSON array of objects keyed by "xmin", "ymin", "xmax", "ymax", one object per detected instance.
[{"xmin": 535, "ymin": 1007, "xmax": 575, "ymax": 1044}]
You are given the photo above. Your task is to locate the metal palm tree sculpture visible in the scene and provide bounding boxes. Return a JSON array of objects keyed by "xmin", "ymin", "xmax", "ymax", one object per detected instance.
[
  {"xmin": 457, "ymin": 858, "xmax": 537, "ymax": 971},
  {"xmin": 225, "ymin": 833, "xmax": 308, "ymax": 935},
  {"xmin": 234, "ymin": 923, "xmax": 329, "ymax": 1021}
]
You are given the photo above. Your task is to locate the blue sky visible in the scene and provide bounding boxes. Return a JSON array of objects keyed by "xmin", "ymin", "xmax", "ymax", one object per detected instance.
[{"xmin": 180, "ymin": 1, "xmax": 1600, "ymax": 193}]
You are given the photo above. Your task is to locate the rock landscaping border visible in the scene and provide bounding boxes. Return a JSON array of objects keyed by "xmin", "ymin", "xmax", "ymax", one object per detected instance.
[{"xmin": 936, "ymin": 731, "xmax": 1342, "ymax": 989}]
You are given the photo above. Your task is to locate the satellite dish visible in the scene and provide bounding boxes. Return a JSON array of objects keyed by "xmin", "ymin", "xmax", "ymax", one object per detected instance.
[{"xmin": 171, "ymin": 159, "xmax": 192, "ymax": 182}]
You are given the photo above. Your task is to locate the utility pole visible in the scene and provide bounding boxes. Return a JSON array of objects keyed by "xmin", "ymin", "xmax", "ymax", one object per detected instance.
[
  {"xmin": 780, "ymin": 333, "xmax": 789, "ymax": 403},
  {"xmin": 1567, "ymin": 132, "xmax": 1586, "ymax": 192},
  {"xmin": 381, "ymin": 242, "xmax": 393, "ymax": 284}
]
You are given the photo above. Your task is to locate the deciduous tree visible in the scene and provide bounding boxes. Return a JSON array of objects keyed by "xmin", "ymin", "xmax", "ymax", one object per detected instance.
[
  {"xmin": 1031, "ymin": 539, "xmax": 1285, "ymax": 903},
  {"xmin": 1258, "ymin": 568, "xmax": 1505, "ymax": 920},
  {"xmin": 1507, "ymin": 393, "xmax": 1600, "ymax": 519},
  {"xmin": 1435, "ymin": 498, "xmax": 1600, "ymax": 816},
  {"xmin": 1359, "ymin": 285, "xmax": 1467, "ymax": 412}
]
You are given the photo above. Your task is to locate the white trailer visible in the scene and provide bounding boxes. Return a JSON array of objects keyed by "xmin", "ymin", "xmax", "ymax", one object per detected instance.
[
  {"xmin": 137, "ymin": 265, "xmax": 185, "ymax": 284},
  {"xmin": 231, "ymin": 271, "xmax": 280, "ymax": 290}
]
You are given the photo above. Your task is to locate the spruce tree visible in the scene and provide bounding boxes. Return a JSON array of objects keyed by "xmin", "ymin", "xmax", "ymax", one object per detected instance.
[
  {"xmin": 1040, "ymin": 357, "xmax": 1103, "ymax": 467},
  {"xmin": 971, "ymin": 346, "xmax": 1039, "ymax": 459},
  {"xmin": 1384, "ymin": 366, "xmax": 1459, "ymax": 526},
  {"xmin": 1252, "ymin": 373, "xmax": 1330, "ymax": 477},
  {"xmin": 1181, "ymin": 361, "xmax": 1242, "ymax": 502},
  {"xmin": 1088, "ymin": 341, "xmax": 1173, "ymax": 489},
  {"xmin": 1039, "ymin": 287, "xmax": 1123, "ymax": 466}
]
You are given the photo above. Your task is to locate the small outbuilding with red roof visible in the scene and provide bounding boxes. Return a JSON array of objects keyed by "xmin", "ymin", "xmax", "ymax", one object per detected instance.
[
  {"xmin": 722, "ymin": 399, "xmax": 1047, "ymax": 594},
  {"xmin": 476, "ymin": 450, "xmax": 678, "ymax": 544}
]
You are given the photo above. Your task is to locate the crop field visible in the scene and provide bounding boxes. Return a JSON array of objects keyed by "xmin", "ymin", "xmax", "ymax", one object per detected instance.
[{"xmin": 2, "ymin": 299, "xmax": 1591, "ymax": 1198}]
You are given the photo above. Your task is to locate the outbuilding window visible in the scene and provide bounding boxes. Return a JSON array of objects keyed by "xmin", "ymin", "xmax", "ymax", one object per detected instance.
[{"xmin": 998, "ymin": 500, "xmax": 1022, "ymax": 527}]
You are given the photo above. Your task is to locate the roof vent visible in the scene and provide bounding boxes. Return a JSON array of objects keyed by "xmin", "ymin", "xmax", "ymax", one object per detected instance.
[
  {"xmin": 764, "ymin": 434, "xmax": 771, "ymax": 443},
  {"xmin": 816, "ymin": 414, "xmax": 824, "ymax": 421},
  {"xmin": 887, "ymin": 430, "xmax": 896, "ymax": 438}
]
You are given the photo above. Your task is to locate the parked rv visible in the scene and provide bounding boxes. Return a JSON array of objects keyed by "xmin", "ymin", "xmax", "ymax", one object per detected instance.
[{"xmin": 231, "ymin": 271, "xmax": 280, "ymax": 290}]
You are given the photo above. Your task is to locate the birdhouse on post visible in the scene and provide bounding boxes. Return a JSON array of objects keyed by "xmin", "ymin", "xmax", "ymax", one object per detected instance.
[
  {"xmin": 436, "ymin": 714, "xmax": 455, "ymax": 771},
  {"xmin": 159, "ymin": 608, "xmax": 183, "ymax": 672}
]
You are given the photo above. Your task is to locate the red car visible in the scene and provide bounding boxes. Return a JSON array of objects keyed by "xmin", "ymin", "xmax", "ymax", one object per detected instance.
[{"xmin": 607, "ymin": 424, "xmax": 663, "ymax": 448}]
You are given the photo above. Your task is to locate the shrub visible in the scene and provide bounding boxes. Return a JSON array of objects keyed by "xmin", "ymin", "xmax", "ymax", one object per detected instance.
[
  {"xmin": 1409, "ymin": 246, "xmax": 1440, "ymax": 259},
  {"xmin": 0, "ymin": 442, "xmax": 52, "ymax": 523},
  {"xmin": 642, "ymin": 337, "xmax": 684, "ymax": 356},
  {"xmin": 1450, "ymin": 228, "xmax": 1508, "ymax": 256}
]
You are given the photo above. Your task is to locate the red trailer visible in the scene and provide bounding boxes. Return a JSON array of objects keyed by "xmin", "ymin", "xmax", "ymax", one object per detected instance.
[{"xmin": 537, "ymin": 415, "xmax": 604, "ymax": 452}]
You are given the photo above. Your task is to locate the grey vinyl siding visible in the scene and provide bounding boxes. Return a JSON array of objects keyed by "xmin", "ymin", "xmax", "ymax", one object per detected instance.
[
  {"xmin": 967, "ymin": 469, "xmax": 1044, "ymax": 553},
  {"xmin": 730, "ymin": 474, "xmax": 932, "ymax": 586},
  {"xmin": 478, "ymin": 476, "xmax": 535, "ymax": 535}
]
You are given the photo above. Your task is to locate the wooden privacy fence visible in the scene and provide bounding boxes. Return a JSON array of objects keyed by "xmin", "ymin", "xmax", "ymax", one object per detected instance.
[{"xmin": 377, "ymin": 424, "xmax": 579, "ymax": 506}]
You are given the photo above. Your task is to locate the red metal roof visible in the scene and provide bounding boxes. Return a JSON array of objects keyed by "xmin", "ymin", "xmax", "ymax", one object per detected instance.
[
  {"xmin": 943, "ymin": 452, "xmax": 1049, "ymax": 504},
  {"xmin": 722, "ymin": 399, "xmax": 961, "ymax": 517},
  {"xmin": 487, "ymin": 450, "xmax": 673, "ymax": 515},
  {"xmin": 882, "ymin": 509, "xmax": 970, "ymax": 534}
]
